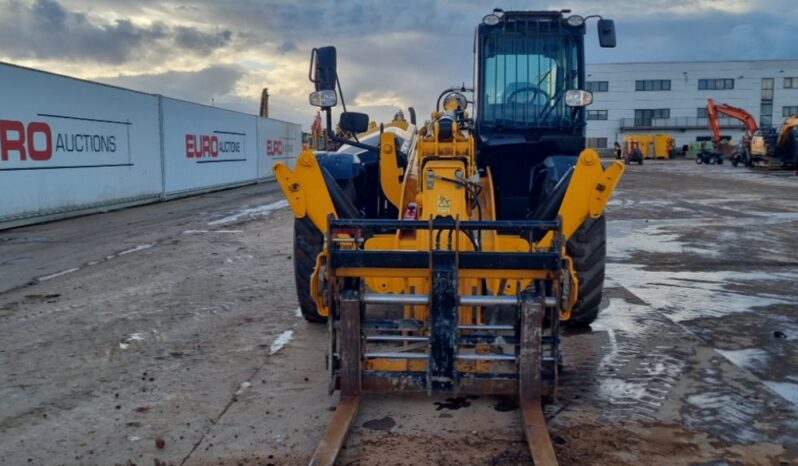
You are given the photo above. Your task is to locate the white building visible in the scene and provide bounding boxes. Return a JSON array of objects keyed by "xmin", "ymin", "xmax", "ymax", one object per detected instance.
[{"xmin": 584, "ymin": 59, "xmax": 798, "ymax": 150}]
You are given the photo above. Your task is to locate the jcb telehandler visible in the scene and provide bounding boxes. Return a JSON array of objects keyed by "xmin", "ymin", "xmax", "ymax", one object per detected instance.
[{"xmin": 274, "ymin": 9, "xmax": 623, "ymax": 465}]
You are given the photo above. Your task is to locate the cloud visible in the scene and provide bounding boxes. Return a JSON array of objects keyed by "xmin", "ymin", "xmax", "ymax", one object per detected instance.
[
  {"xmin": 99, "ymin": 64, "xmax": 247, "ymax": 107},
  {"xmin": 173, "ymin": 26, "xmax": 233, "ymax": 53},
  {"xmin": 0, "ymin": 0, "xmax": 233, "ymax": 63}
]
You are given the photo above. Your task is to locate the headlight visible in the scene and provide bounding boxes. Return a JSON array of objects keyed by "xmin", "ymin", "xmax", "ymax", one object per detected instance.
[
  {"xmin": 309, "ymin": 90, "xmax": 337, "ymax": 107},
  {"xmin": 483, "ymin": 14, "xmax": 500, "ymax": 26},
  {"xmin": 566, "ymin": 15, "xmax": 585, "ymax": 27},
  {"xmin": 443, "ymin": 92, "xmax": 468, "ymax": 112},
  {"xmin": 565, "ymin": 90, "xmax": 593, "ymax": 107}
]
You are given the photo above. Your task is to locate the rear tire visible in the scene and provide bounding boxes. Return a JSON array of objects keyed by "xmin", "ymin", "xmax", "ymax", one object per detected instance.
[
  {"xmin": 564, "ymin": 216, "xmax": 606, "ymax": 327},
  {"xmin": 294, "ymin": 216, "xmax": 327, "ymax": 323}
]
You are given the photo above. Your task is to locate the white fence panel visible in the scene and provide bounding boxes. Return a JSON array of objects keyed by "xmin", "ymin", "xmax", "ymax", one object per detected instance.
[
  {"xmin": 161, "ymin": 98, "xmax": 258, "ymax": 195},
  {"xmin": 0, "ymin": 63, "xmax": 162, "ymax": 222},
  {"xmin": 256, "ymin": 118, "xmax": 302, "ymax": 180}
]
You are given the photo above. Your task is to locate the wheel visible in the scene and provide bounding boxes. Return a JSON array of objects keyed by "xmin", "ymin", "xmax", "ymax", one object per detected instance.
[
  {"xmin": 564, "ymin": 216, "xmax": 606, "ymax": 327},
  {"xmin": 638, "ymin": 159, "xmax": 643, "ymax": 165},
  {"xmin": 732, "ymin": 158, "xmax": 739, "ymax": 167},
  {"xmin": 717, "ymin": 157, "xmax": 723, "ymax": 165},
  {"xmin": 293, "ymin": 216, "xmax": 327, "ymax": 323},
  {"xmin": 696, "ymin": 157, "xmax": 703, "ymax": 165}
]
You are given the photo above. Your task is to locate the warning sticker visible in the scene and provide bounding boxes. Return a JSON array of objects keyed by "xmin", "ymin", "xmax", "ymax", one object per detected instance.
[{"xmin": 436, "ymin": 195, "xmax": 452, "ymax": 216}]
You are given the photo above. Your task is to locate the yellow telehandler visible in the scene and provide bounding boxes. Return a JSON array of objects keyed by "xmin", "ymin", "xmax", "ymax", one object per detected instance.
[{"xmin": 274, "ymin": 9, "xmax": 624, "ymax": 465}]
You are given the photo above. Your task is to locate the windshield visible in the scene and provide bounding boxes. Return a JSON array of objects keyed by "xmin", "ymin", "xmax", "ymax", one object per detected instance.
[{"xmin": 480, "ymin": 32, "xmax": 578, "ymax": 128}]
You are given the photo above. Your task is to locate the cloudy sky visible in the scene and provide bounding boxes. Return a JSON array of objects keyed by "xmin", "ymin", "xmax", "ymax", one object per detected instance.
[{"xmin": 1, "ymin": 0, "xmax": 796, "ymax": 128}]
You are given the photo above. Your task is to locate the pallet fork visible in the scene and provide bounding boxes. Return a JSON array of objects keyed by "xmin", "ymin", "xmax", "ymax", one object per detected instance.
[{"xmin": 307, "ymin": 218, "xmax": 566, "ymax": 466}]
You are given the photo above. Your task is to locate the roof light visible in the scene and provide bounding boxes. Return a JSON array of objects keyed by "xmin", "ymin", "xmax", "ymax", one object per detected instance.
[
  {"xmin": 483, "ymin": 14, "xmax": 500, "ymax": 26},
  {"xmin": 566, "ymin": 15, "xmax": 585, "ymax": 27}
]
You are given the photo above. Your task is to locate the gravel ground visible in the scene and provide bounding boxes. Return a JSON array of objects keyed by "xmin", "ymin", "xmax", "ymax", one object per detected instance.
[{"xmin": 1, "ymin": 160, "xmax": 796, "ymax": 465}]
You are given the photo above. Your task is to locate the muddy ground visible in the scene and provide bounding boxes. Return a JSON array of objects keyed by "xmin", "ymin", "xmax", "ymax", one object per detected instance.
[{"xmin": 1, "ymin": 160, "xmax": 796, "ymax": 466}]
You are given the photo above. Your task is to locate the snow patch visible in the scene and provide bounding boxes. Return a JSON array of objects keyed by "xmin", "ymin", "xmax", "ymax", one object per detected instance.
[
  {"xmin": 183, "ymin": 229, "xmax": 243, "ymax": 234},
  {"xmin": 269, "ymin": 329, "xmax": 294, "ymax": 355},
  {"xmin": 234, "ymin": 381, "xmax": 252, "ymax": 397},
  {"xmin": 119, "ymin": 332, "xmax": 146, "ymax": 350},
  {"xmin": 208, "ymin": 200, "xmax": 289, "ymax": 226},
  {"xmin": 37, "ymin": 267, "xmax": 80, "ymax": 282},
  {"xmin": 118, "ymin": 244, "xmax": 154, "ymax": 256}
]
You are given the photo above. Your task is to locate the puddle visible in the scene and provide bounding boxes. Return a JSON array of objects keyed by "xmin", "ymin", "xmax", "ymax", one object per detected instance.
[
  {"xmin": 362, "ymin": 416, "xmax": 396, "ymax": 431},
  {"xmin": 606, "ymin": 264, "xmax": 797, "ymax": 322},
  {"xmin": 592, "ymin": 298, "xmax": 654, "ymax": 337},
  {"xmin": 764, "ymin": 379, "xmax": 798, "ymax": 406},
  {"xmin": 434, "ymin": 396, "xmax": 476, "ymax": 411},
  {"xmin": 715, "ymin": 348, "xmax": 771, "ymax": 373}
]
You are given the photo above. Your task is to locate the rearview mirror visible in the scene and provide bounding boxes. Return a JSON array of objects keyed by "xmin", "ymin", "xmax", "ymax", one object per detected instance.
[
  {"xmin": 597, "ymin": 19, "xmax": 616, "ymax": 48},
  {"xmin": 339, "ymin": 112, "xmax": 369, "ymax": 134},
  {"xmin": 309, "ymin": 46, "xmax": 337, "ymax": 91}
]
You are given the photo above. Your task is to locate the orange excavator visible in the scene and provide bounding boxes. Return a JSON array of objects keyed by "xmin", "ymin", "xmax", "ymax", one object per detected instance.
[
  {"xmin": 706, "ymin": 98, "xmax": 798, "ymax": 169},
  {"xmin": 706, "ymin": 98, "xmax": 759, "ymax": 167}
]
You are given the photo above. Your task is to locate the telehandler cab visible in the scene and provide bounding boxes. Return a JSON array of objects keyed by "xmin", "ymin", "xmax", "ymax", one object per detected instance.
[{"xmin": 274, "ymin": 9, "xmax": 624, "ymax": 465}]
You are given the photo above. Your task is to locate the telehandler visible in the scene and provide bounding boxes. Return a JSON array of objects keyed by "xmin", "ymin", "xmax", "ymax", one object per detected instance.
[{"xmin": 274, "ymin": 9, "xmax": 624, "ymax": 465}]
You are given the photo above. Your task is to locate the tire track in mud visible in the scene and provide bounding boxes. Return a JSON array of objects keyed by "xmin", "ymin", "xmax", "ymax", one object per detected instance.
[
  {"xmin": 555, "ymin": 285, "xmax": 798, "ymax": 449},
  {"xmin": 555, "ymin": 291, "xmax": 691, "ymax": 425}
]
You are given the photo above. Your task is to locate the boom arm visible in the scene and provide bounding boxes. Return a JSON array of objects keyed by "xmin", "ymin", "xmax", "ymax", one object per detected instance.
[{"xmin": 706, "ymin": 98, "xmax": 759, "ymax": 145}]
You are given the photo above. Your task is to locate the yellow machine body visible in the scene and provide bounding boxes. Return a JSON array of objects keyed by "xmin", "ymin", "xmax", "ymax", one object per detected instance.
[{"xmin": 274, "ymin": 113, "xmax": 624, "ymax": 331}]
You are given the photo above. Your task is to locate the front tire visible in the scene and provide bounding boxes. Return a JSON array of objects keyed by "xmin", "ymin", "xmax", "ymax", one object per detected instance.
[
  {"xmin": 565, "ymin": 216, "xmax": 606, "ymax": 327},
  {"xmin": 293, "ymin": 216, "xmax": 326, "ymax": 323}
]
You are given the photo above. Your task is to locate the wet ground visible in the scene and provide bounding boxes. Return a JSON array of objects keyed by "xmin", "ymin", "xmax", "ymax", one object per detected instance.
[{"xmin": 1, "ymin": 159, "xmax": 796, "ymax": 465}]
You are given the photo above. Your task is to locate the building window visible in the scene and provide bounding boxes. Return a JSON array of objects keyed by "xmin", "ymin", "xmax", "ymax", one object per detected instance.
[
  {"xmin": 586, "ymin": 110, "xmax": 608, "ymax": 120},
  {"xmin": 586, "ymin": 81, "xmax": 608, "ymax": 92},
  {"xmin": 698, "ymin": 78, "xmax": 734, "ymax": 90},
  {"xmin": 785, "ymin": 78, "xmax": 798, "ymax": 89},
  {"xmin": 634, "ymin": 109, "xmax": 670, "ymax": 126},
  {"xmin": 586, "ymin": 137, "xmax": 608, "ymax": 149},
  {"xmin": 761, "ymin": 78, "xmax": 774, "ymax": 127},
  {"xmin": 784, "ymin": 106, "xmax": 798, "ymax": 117},
  {"xmin": 635, "ymin": 79, "xmax": 671, "ymax": 91}
]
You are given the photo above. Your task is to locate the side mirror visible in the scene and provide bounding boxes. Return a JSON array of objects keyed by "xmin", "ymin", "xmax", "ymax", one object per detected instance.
[
  {"xmin": 597, "ymin": 19, "xmax": 616, "ymax": 48},
  {"xmin": 309, "ymin": 46, "xmax": 337, "ymax": 91},
  {"xmin": 339, "ymin": 112, "xmax": 370, "ymax": 134}
]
